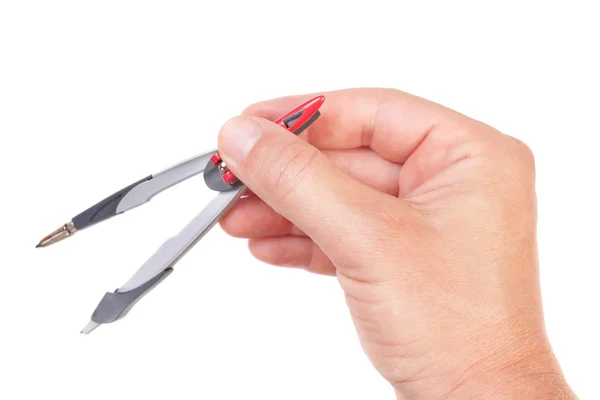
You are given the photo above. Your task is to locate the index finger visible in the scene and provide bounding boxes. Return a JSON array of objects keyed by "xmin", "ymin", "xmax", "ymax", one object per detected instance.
[{"xmin": 241, "ymin": 87, "xmax": 471, "ymax": 163}]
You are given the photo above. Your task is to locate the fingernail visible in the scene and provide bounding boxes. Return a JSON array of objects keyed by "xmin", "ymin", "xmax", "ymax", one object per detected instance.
[{"xmin": 219, "ymin": 117, "xmax": 262, "ymax": 163}]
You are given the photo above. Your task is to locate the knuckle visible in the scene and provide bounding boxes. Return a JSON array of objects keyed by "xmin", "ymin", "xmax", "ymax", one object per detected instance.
[
  {"xmin": 504, "ymin": 135, "xmax": 537, "ymax": 175},
  {"xmin": 515, "ymin": 139, "xmax": 536, "ymax": 168},
  {"xmin": 477, "ymin": 135, "xmax": 537, "ymax": 199},
  {"xmin": 260, "ymin": 141, "xmax": 319, "ymax": 202},
  {"xmin": 477, "ymin": 130, "xmax": 536, "ymax": 174}
]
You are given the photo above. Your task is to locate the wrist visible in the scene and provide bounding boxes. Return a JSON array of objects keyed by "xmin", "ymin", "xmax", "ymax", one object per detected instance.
[
  {"xmin": 447, "ymin": 358, "xmax": 575, "ymax": 399},
  {"xmin": 390, "ymin": 312, "xmax": 577, "ymax": 400},
  {"xmin": 443, "ymin": 341, "xmax": 576, "ymax": 399}
]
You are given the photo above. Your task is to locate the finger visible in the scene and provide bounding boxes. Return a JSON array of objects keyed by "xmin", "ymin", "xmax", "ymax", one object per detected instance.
[
  {"xmin": 241, "ymin": 87, "xmax": 473, "ymax": 163},
  {"xmin": 220, "ymin": 147, "xmax": 402, "ymax": 238},
  {"xmin": 248, "ymin": 237, "xmax": 337, "ymax": 276},
  {"xmin": 220, "ymin": 196, "xmax": 304, "ymax": 238},
  {"xmin": 230, "ymin": 147, "xmax": 401, "ymax": 199},
  {"xmin": 323, "ymin": 148, "xmax": 401, "ymax": 196}
]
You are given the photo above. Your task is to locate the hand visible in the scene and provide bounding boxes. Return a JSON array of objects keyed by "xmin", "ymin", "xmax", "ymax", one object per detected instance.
[{"xmin": 217, "ymin": 88, "xmax": 576, "ymax": 399}]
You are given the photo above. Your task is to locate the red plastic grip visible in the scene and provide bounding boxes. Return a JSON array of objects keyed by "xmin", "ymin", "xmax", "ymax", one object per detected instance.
[{"xmin": 274, "ymin": 95, "xmax": 325, "ymax": 132}]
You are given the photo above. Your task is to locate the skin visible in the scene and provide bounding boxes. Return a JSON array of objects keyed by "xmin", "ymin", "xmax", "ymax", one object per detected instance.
[{"xmin": 216, "ymin": 88, "xmax": 577, "ymax": 399}]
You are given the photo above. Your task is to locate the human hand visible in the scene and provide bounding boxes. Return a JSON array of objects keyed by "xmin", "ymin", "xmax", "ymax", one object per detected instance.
[{"xmin": 217, "ymin": 88, "xmax": 576, "ymax": 399}]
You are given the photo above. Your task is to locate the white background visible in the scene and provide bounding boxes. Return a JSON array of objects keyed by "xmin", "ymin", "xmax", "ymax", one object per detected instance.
[{"xmin": 1, "ymin": 1, "xmax": 598, "ymax": 399}]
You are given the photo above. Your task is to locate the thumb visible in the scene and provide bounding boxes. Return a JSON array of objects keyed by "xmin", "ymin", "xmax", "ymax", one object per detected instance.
[{"xmin": 217, "ymin": 116, "xmax": 408, "ymax": 260}]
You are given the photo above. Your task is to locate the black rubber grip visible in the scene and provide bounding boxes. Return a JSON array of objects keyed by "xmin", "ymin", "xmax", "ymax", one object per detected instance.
[
  {"xmin": 72, "ymin": 175, "xmax": 152, "ymax": 230},
  {"xmin": 91, "ymin": 268, "xmax": 173, "ymax": 324}
]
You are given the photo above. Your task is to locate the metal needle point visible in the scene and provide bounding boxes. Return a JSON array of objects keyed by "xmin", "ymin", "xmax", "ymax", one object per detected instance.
[{"xmin": 36, "ymin": 221, "xmax": 77, "ymax": 248}]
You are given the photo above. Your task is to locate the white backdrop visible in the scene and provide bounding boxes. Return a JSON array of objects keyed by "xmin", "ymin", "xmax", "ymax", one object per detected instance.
[{"xmin": 1, "ymin": 1, "xmax": 598, "ymax": 399}]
